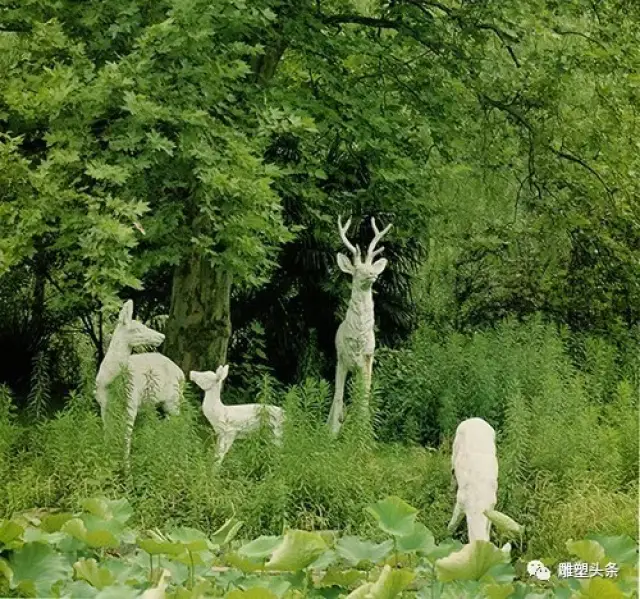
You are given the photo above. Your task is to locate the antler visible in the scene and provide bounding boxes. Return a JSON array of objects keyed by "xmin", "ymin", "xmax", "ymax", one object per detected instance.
[
  {"xmin": 366, "ymin": 217, "xmax": 392, "ymax": 262},
  {"xmin": 337, "ymin": 215, "xmax": 361, "ymax": 262}
]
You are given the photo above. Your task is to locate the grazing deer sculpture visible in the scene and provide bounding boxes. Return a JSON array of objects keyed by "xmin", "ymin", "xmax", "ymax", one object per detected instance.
[
  {"xmin": 190, "ymin": 365, "xmax": 284, "ymax": 464},
  {"xmin": 448, "ymin": 417, "xmax": 499, "ymax": 542},
  {"xmin": 95, "ymin": 300, "xmax": 184, "ymax": 463},
  {"xmin": 327, "ymin": 215, "xmax": 392, "ymax": 435}
]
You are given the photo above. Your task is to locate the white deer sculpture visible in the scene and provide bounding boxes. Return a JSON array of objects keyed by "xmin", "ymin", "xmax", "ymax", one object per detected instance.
[
  {"xmin": 95, "ymin": 300, "xmax": 184, "ymax": 462},
  {"xmin": 189, "ymin": 365, "xmax": 284, "ymax": 464},
  {"xmin": 447, "ymin": 417, "xmax": 499, "ymax": 543},
  {"xmin": 327, "ymin": 215, "xmax": 392, "ymax": 435}
]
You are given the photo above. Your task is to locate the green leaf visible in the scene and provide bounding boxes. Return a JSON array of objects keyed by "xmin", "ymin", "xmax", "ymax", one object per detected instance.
[
  {"xmin": 22, "ymin": 527, "xmax": 66, "ymax": 544},
  {"xmin": 81, "ymin": 497, "xmax": 133, "ymax": 524},
  {"xmin": 566, "ymin": 540, "xmax": 606, "ymax": 564},
  {"xmin": 318, "ymin": 567, "xmax": 365, "ymax": 588},
  {"xmin": 346, "ymin": 582, "xmax": 373, "ymax": 599},
  {"xmin": 0, "ymin": 519, "xmax": 24, "ymax": 546},
  {"xmin": 0, "ymin": 558, "xmax": 13, "ymax": 586},
  {"xmin": 168, "ymin": 527, "xmax": 209, "ymax": 552},
  {"xmin": 40, "ymin": 513, "xmax": 74, "ymax": 533},
  {"xmin": 227, "ymin": 589, "xmax": 278, "ymax": 599},
  {"xmin": 585, "ymin": 534, "xmax": 638, "ymax": 566},
  {"xmin": 365, "ymin": 496, "xmax": 419, "ymax": 537},
  {"xmin": 138, "ymin": 537, "xmax": 184, "ymax": 556},
  {"xmin": 481, "ymin": 583, "xmax": 514, "ymax": 599},
  {"xmin": 73, "ymin": 558, "xmax": 115, "ymax": 590},
  {"xmin": 426, "ymin": 539, "xmax": 464, "ymax": 562},
  {"xmin": 62, "ymin": 580, "xmax": 99, "ymax": 598},
  {"xmin": 363, "ymin": 565, "xmax": 414, "ymax": 599},
  {"xmin": 210, "ymin": 517, "xmax": 244, "ymax": 546},
  {"xmin": 8, "ymin": 542, "xmax": 70, "ymax": 597},
  {"xmin": 225, "ymin": 552, "xmax": 265, "ymax": 573},
  {"xmin": 571, "ymin": 577, "xmax": 625, "ymax": 598},
  {"xmin": 335, "ymin": 536, "xmax": 394, "ymax": 566},
  {"xmin": 79, "ymin": 498, "xmax": 122, "ymax": 523},
  {"xmin": 239, "ymin": 575, "xmax": 291, "ymax": 598},
  {"xmin": 85, "ymin": 529, "xmax": 120, "ymax": 549},
  {"xmin": 238, "ymin": 536, "xmax": 282, "ymax": 559},
  {"xmin": 310, "ymin": 549, "xmax": 338, "ymax": 570},
  {"xmin": 435, "ymin": 541, "xmax": 511, "ymax": 582},
  {"xmin": 484, "ymin": 510, "xmax": 524, "ymax": 536},
  {"xmin": 266, "ymin": 530, "xmax": 328, "ymax": 571},
  {"xmin": 62, "ymin": 517, "xmax": 88, "ymax": 541},
  {"xmin": 94, "ymin": 584, "xmax": 141, "ymax": 599},
  {"xmin": 172, "ymin": 549, "xmax": 212, "ymax": 567},
  {"xmin": 396, "ymin": 523, "xmax": 436, "ymax": 554}
]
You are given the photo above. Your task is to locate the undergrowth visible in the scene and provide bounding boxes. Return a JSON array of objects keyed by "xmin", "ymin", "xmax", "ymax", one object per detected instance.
[{"xmin": 0, "ymin": 320, "xmax": 637, "ymax": 565}]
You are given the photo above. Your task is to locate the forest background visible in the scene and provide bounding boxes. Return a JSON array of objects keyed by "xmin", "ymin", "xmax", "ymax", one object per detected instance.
[{"xmin": 0, "ymin": 0, "xmax": 638, "ymax": 567}]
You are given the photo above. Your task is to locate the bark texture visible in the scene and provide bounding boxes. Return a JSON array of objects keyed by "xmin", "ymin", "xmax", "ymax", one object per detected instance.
[{"xmin": 164, "ymin": 252, "xmax": 233, "ymax": 373}]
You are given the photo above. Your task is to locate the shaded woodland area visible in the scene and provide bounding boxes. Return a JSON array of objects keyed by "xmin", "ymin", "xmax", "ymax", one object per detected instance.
[
  {"xmin": 0, "ymin": 2, "xmax": 638, "ymax": 592},
  {"xmin": 1, "ymin": 0, "xmax": 638, "ymax": 404}
]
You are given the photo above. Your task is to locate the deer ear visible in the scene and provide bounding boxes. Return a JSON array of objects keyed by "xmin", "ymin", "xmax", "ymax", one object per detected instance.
[
  {"xmin": 119, "ymin": 300, "xmax": 134, "ymax": 325},
  {"xmin": 221, "ymin": 364, "xmax": 229, "ymax": 380},
  {"xmin": 337, "ymin": 253, "xmax": 354, "ymax": 274},
  {"xmin": 371, "ymin": 258, "xmax": 388, "ymax": 275}
]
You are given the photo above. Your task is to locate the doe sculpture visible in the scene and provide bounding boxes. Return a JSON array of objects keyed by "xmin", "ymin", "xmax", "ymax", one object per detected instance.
[
  {"xmin": 327, "ymin": 215, "xmax": 392, "ymax": 435},
  {"xmin": 189, "ymin": 365, "xmax": 284, "ymax": 464},
  {"xmin": 95, "ymin": 300, "xmax": 184, "ymax": 463},
  {"xmin": 447, "ymin": 417, "xmax": 499, "ymax": 543}
]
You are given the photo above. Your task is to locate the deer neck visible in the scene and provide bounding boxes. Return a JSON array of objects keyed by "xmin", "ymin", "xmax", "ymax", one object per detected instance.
[
  {"xmin": 202, "ymin": 390, "xmax": 226, "ymax": 422},
  {"xmin": 96, "ymin": 328, "xmax": 131, "ymax": 386},
  {"xmin": 345, "ymin": 283, "xmax": 374, "ymax": 332}
]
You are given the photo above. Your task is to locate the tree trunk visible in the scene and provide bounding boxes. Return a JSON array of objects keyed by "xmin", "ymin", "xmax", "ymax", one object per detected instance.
[
  {"xmin": 164, "ymin": 252, "xmax": 232, "ymax": 373},
  {"xmin": 164, "ymin": 35, "xmax": 288, "ymax": 372}
]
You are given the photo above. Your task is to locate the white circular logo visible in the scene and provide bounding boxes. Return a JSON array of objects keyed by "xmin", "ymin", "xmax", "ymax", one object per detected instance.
[{"xmin": 527, "ymin": 560, "xmax": 551, "ymax": 581}]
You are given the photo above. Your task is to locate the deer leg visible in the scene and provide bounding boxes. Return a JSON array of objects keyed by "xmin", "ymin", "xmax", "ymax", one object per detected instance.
[
  {"xmin": 363, "ymin": 354, "xmax": 373, "ymax": 403},
  {"xmin": 96, "ymin": 385, "xmax": 108, "ymax": 426},
  {"xmin": 216, "ymin": 432, "xmax": 235, "ymax": 464},
  {"xmin": 123, "ymin": 400, "xmax": 139, "ymax": 467},
  {"xmin": 447, "ymin": 500, "xmax": 464, "ymax": 534},
  {"xmin": 272, "ymin": 417, "xmax": 284, "ymax": 447},
  {"xmin": 164, "ymin": 381, "xmax": 182, "ymax": 416},
  {"xmin": 328, "ymin": 359, "xmax": 348, "ymax": 435}
]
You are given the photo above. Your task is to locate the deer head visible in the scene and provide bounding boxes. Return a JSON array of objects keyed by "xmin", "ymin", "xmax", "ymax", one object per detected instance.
[
  {"xmin": 189, "ymin": 364, "xmax": 230, "ymax": 392},
  {"xmin": 336, "ymin": 215, "xmax": 392, "ymax": 289},
  {"xmin": 115, "ymin": 300, "xmax": 165, "ymax": 349}
]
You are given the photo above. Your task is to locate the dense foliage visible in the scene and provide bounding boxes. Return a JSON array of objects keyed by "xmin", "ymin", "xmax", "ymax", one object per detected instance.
[
  {"xmin": 0, "ymin": 322, "xmax": 637, "ymax": 570},
  {"xmin": 1, "ymin": 495, "xmax": 637, "ymax": 598},
  {"xmin": 1, "ymin": 0, "xmax": 638, "ymax": 387}
]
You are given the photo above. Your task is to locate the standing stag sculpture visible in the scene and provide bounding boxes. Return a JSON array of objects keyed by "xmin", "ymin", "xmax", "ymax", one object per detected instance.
[
  {"xmin": 447, "ymin": 417, "xmax": 499, "ymax": 543},
  {"xmin": 95, "ymin": 300, "xmax": 184, "ymax": 463},
  {"xmin": 327, "ymin": 215, "xmax": 392, "ymax": 435},
  {"xmin": 190, "ymin": 365, "xmax": 284, "ymax": 464}
]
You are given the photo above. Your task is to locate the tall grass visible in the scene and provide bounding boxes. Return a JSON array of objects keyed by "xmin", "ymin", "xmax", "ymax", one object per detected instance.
[{"xmin": 0, "ymin": 319, "xmax": 637, "ymax": 560}]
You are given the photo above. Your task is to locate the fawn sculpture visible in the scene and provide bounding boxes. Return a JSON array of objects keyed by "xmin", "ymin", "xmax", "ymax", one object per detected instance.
[
  {"xmin": 189, "ymin": 365, "xmax": 284, "ymax": 464},
  {"xmin": 447, "ymin": 417, "xmax": 499, "ymax": 543},
  {"xmin": 327, "ymin": 215, "xmax": 392, "ymax": 435},
  {"xmin": 95, "ymin": 300, "xmax": 184, "ymax": 463}
]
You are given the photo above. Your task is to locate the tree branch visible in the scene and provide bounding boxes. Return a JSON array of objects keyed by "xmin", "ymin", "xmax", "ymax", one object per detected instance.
[
  {"xmin": 0, "ymin": 24, "xmax": 30, "ymax": 33},
  {"xmin": 479, "ymin": 94, "xmax": 533, "ymax": 131},
  {"xmin": 552, "ymin": 28, "xmax": 607, "ymax": 50},
  {"xmin": 322, "ymin": 14, "xmax": 401, "ymax": 29},
  {"xmin": 550, "ymin": 147, "xmax": 614, "ymax": 199}
]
